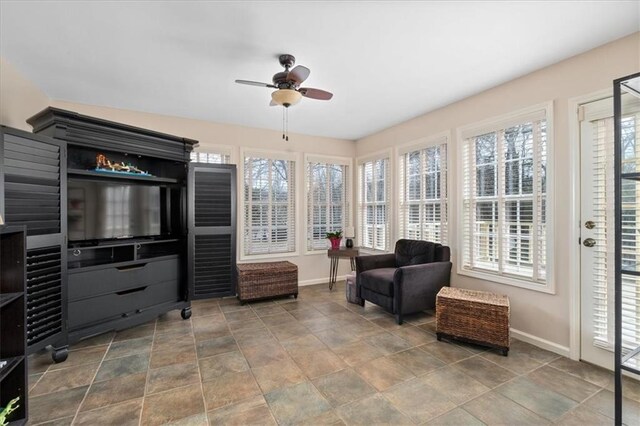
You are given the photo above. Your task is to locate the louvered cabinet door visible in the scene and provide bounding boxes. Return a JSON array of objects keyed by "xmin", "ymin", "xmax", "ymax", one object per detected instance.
[
  {"xmin": 1, "ymin": 127, "xmax": 68, "ymax": 354},
  {"xmin": 188, "ymin": 164, "xmax": 237, "ymax": 299}
]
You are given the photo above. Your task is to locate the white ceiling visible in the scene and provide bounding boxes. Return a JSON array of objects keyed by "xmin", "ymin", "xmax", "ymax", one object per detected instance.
[{"xmin": 1, "ymin": 1, "xmax": 638, "ymax": 140}]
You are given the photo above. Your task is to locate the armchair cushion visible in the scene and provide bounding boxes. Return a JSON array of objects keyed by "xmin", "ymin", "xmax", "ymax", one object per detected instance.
[
  {"xmin": 358, "ymin": 268, "xmax": 396, "ymax": 296},
  {"xmin": 395, "ymin": 239, "xmax": 436, "ymax": 267}
]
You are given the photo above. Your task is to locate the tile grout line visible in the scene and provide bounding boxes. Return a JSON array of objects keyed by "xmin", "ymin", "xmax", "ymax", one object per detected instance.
[
  {"xmin": 137, "ymin": 317, "xmax": 159, "ymax": 426},
  {"xmin": 455, "ymin": 353, "xmax": 606, "ymax": 424},
  {"xmin": 69, "ymin": 333, "xmax": 116, "ymax": 425},
  {"xmin": 199, "ymin": 300, "xmax": 228, "ymax": 423}
]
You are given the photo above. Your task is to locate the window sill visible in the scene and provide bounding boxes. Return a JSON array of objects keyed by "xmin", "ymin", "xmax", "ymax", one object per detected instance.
[
  {"xmin": 456, "ymin": 267, "xmax": 555, "ymax": 294},
  {"xmin": 239, "ymin": 251, "xmax": 299, "ymax": 262}
]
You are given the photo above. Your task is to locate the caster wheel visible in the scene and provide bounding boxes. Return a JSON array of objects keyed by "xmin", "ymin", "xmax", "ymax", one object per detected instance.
[
  {"xmin": 436, "ymin": 334, "xmax": 442, "ymax": 342},
  {"xmin": 181, "ymin": 307, "xmax": 192, "ymax": 320},
  {"xmin": 52, "ymin": 347, "xmax": 68, "ymax": 363}
]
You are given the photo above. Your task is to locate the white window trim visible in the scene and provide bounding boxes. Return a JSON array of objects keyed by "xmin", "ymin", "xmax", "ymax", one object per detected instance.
[
  {"xmin": 456, "ymin": 101, "xmax": 555, "ymax": 294},
  {"xmin": 239, "ymin": 148, "xmax": 300, "ymax": 260},
  {"xmin": 395, "ymin": 131, "xmax": 450, "ymax": 245},
  {"xmin": 356, "ymin": 148, "xmax": 393, "ymax": 253},
  {"xmin": 304, "ymin": 153, "xmax": 353, "ymax": 255}
]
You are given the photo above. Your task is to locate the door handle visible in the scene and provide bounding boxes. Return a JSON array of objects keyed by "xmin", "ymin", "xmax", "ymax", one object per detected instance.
[{"xmin": 583, "ymin": 238, "xmax": 596, "ymax": 247}]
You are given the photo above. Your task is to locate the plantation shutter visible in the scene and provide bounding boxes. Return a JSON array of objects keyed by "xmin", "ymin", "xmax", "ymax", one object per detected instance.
[
  {"xmin": 306, "ymin": 156, "xmax": 350, "ymax": 251},
  {"xmin": 358, "ymin": 157, "xmax": 390, "ymax": 251},
  {"xmin": 243, "ymin": 152, "xmax": 296, "ymax": 255},
  {"xmin": 620, "ymin": 107, "xmax": 640, "ymax": 358},
  {"xmin": 190, "ymin": 150, "xmax": 231, "ymax": 164},
  {"xmin": 585, "ymin": 98, "xmax": 640, "ymax": 352},
  {"xmin": 461, "ymin": 109, "xmax": 548, "ymax": 283},
  {"xmin": 398, "ymin": 139, "xmax": 448, "ymax": 244},
  {"xmin": 188, "ymin": 164, "xmax": 237, "ymax": 299},
  {"xmin": 1, "ymin": 127, "xmax": 68, "ymax": 354}
]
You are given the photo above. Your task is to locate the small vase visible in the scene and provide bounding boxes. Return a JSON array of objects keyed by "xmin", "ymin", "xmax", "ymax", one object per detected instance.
[{"xmin": 329, "ymin": 237, "xmax": 341, "ymax": 250}]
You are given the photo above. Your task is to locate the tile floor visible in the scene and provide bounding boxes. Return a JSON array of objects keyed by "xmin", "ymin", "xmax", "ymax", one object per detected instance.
[{"xmin": 27, "ymin": 282, "xmax": 640, "ymax": 425}]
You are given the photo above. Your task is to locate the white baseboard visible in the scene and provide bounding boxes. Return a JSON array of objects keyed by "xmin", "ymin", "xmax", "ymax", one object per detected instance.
[
  {"xmin": 510, "ymin": 328, "xmax": 571, "ymax": 358},
  {"xmin": 298, "ymin": 276, "xmax": 348, "ymax": 287}
]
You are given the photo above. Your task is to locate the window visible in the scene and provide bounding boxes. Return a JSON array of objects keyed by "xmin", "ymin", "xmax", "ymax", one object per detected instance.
[
  {"xmin": 306, "ymin": 156, "xmax": 351, "ymax": 251},
  {"xmin": 243, "ymin": 153, "xmax": 296, "ymax": 256},
  {"xmin": 460, "ymin": 105, "xmax": 551, "ymax": 288},
  {"xmin": 358, "ymin": 156, "xmax": 390, "ymax": 251},
  {"xmin": 190, "ymin": 151, "xmax": 231, "ymax": 164},
  {"xmin": 399, "ymin": 139, "xmax": 448, "ymax": 244}
]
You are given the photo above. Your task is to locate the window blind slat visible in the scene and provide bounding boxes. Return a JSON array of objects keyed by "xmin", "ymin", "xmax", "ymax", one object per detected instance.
[
  {"xmin": 244, "ymin": 156, "xmax": 295, "ymax": 255},
  {"xmin": 461, "ymin": 113, "xmax": 548, "ymax": 285},
  {"xmin": 191, "ymin": 151, "xmax": 231, "ymax": 164},
  {"xmin": 359, "ymin": 157, "xmax": 389, "ymax": 251},
  {"xmin": 399, "ymin": 143, "xmax": 448, "ymax": 244},
  {"xmin": 307, "ymin": 161, "xmax": 350, "ymax": 251},
  {"xmin": 591, "ymin": 111, "xmax": 640, "ymax": 358}
]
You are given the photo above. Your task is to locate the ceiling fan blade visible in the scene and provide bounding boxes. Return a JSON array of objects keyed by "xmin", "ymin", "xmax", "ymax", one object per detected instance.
[
  {"xmin": 235, "ymin": 79, "xmax": 277, "ymax": 88},
  {"xmin": 288, "ymin": 66, "xmax": 310, "ymax": 85},
  {"xmin": 299, "ymin": 87, "xmax": 333, "ymax": 100}
]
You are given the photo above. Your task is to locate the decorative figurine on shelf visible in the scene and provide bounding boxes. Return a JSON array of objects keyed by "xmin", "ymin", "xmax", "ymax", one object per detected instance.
[
  {"xmin": 96, "ymin": 153, "xmax": 109, "ymax": 169},
  {"xmin": 326, "ymin": 230, "xmax": 343, "ymax": 250},
  {"xmin": 0, "ymin": 397, "xmax": 20, "ymax": 426},
  {"xmin": 95, "ymin": 153, "xmax": 151, "ymax": 176}
]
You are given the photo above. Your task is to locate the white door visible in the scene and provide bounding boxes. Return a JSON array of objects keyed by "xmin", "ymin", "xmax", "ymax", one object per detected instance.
[{"xmin": 580, "ymin": 97, "xmax": 616, "ymax": 369}]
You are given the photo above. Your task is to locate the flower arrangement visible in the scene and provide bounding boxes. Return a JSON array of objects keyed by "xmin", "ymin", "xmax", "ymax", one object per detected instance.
[
  {"xmin": 326, "ymin": 231, "xmax": 343, "ymax": 250},
  {"xmin": 326, "ymin": 231, "xmax": 343, "ymax": 239}
]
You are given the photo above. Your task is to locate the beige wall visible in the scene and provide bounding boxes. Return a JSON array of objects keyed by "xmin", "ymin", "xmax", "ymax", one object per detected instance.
[
  {"xmin": 0, "ymin": 58, "xmax": 50, "ymax": 130},
  {"xmin": 355, "ymin": 32, "xmax": 640, "ymax": 351}
]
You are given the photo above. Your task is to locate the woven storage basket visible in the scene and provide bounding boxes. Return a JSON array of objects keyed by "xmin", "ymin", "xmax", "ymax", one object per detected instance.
[
  {"xmin": 436, "ymin": 287, "xmax": 510, "ymax": 355},
  {"xmin": 237, "ymin": 261, "xmax": 298, "ymax": 303}
]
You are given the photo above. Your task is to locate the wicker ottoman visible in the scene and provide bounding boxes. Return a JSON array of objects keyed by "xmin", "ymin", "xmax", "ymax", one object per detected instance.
[
  {"xmin": 237, "ymin": 261, "xmax": 298, "ymax": 303},
  {"xmin": 436, "ymin": 287, "xmax": 510, "ymax": 355}
]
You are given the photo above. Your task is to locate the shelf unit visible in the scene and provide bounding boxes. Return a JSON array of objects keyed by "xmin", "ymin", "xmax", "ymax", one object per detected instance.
[
  {"xmin": 0, "ymin": 226, "xmax": 27, "ymax": 425},
  {"xmin": 614, "ymin": 71, "xmax": 640, "ymax": 425},
  {"xmin": 1, "ymin": 126, "xmax": 68, "ymax": 363},
  {"xmin": 27, "ymin": 106, "xmax": 198, "ymax": 346},
  {"xmin": 68, "ymin": 168, "xmax": 179, "ymax": 184}
]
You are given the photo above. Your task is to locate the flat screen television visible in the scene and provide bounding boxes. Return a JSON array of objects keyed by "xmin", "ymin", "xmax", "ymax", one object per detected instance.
[{"xmin": 68, "ymin": 179, "xmax": 162, "ymax": 242}]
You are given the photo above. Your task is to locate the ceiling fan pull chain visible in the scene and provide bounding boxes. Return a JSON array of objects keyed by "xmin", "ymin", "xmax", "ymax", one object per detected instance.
[
  {"xmin": 282, "ymin": 107, "xmax": 285, "ymax": 140},
  {"xmin": 286, "ymin": 108, "xmax": 289, "ymax": 141}
]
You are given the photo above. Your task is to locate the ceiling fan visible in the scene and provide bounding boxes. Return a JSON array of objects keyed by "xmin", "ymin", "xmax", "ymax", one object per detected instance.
[{"xmin": 235, "ymin": 54, "xmax": 333, "ymax": 108}]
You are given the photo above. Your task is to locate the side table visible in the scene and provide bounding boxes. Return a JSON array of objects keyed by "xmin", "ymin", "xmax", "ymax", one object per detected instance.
[{"xmin": 327, "ymin": 247, "xmax": 359, "ymax": 290}]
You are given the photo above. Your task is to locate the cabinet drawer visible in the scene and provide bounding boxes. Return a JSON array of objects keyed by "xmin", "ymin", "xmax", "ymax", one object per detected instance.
[
  {"xmin": 68, "ymin": 258, "xmax": 179, "ymax": 301},
  {"xmin": 68, "ymin": 279, "xmax": 179, "ymax": 330}
]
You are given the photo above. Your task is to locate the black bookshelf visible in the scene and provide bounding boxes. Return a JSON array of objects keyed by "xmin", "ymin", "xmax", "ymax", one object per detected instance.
[{"xmin": 0, "ymin": 226, "xmax": 27, "ymax": 424}]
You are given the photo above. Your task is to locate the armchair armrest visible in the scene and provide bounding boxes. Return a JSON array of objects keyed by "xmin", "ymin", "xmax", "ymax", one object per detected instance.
[
  {"xmin": 393, "ymin": 261, "xmax": 452, "ymax": 316},
  {"xmin": 355, "ymin": 253, "xmax": 396, "ymax": 273},
  {"xmin": 396, "ymin": 261, "xmax": 452, "ymax": 287}
]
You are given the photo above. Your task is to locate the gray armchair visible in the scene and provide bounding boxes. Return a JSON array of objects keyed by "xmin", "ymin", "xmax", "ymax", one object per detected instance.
[{"xmin": 355, "ymin": 239, "xmax": 452, "ymax": 324}]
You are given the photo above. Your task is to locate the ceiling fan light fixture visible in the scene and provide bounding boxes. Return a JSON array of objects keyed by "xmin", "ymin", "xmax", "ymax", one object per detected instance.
[{"xmin": 271, "ymin": 89, "xmax": 301, "ymax": 107}]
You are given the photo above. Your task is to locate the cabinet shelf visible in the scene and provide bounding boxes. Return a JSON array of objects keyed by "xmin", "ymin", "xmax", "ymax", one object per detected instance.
[
  {"xmin": 0, "ymin": 293, "xmax": 23, "ymax": 309},
  {"xmin": 68, "ymin": 168, "xmax": 179, "ymax": 184},
  {"xmin": 0, "ymin": 356, "xmax": 23, "ymax": 382}
]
